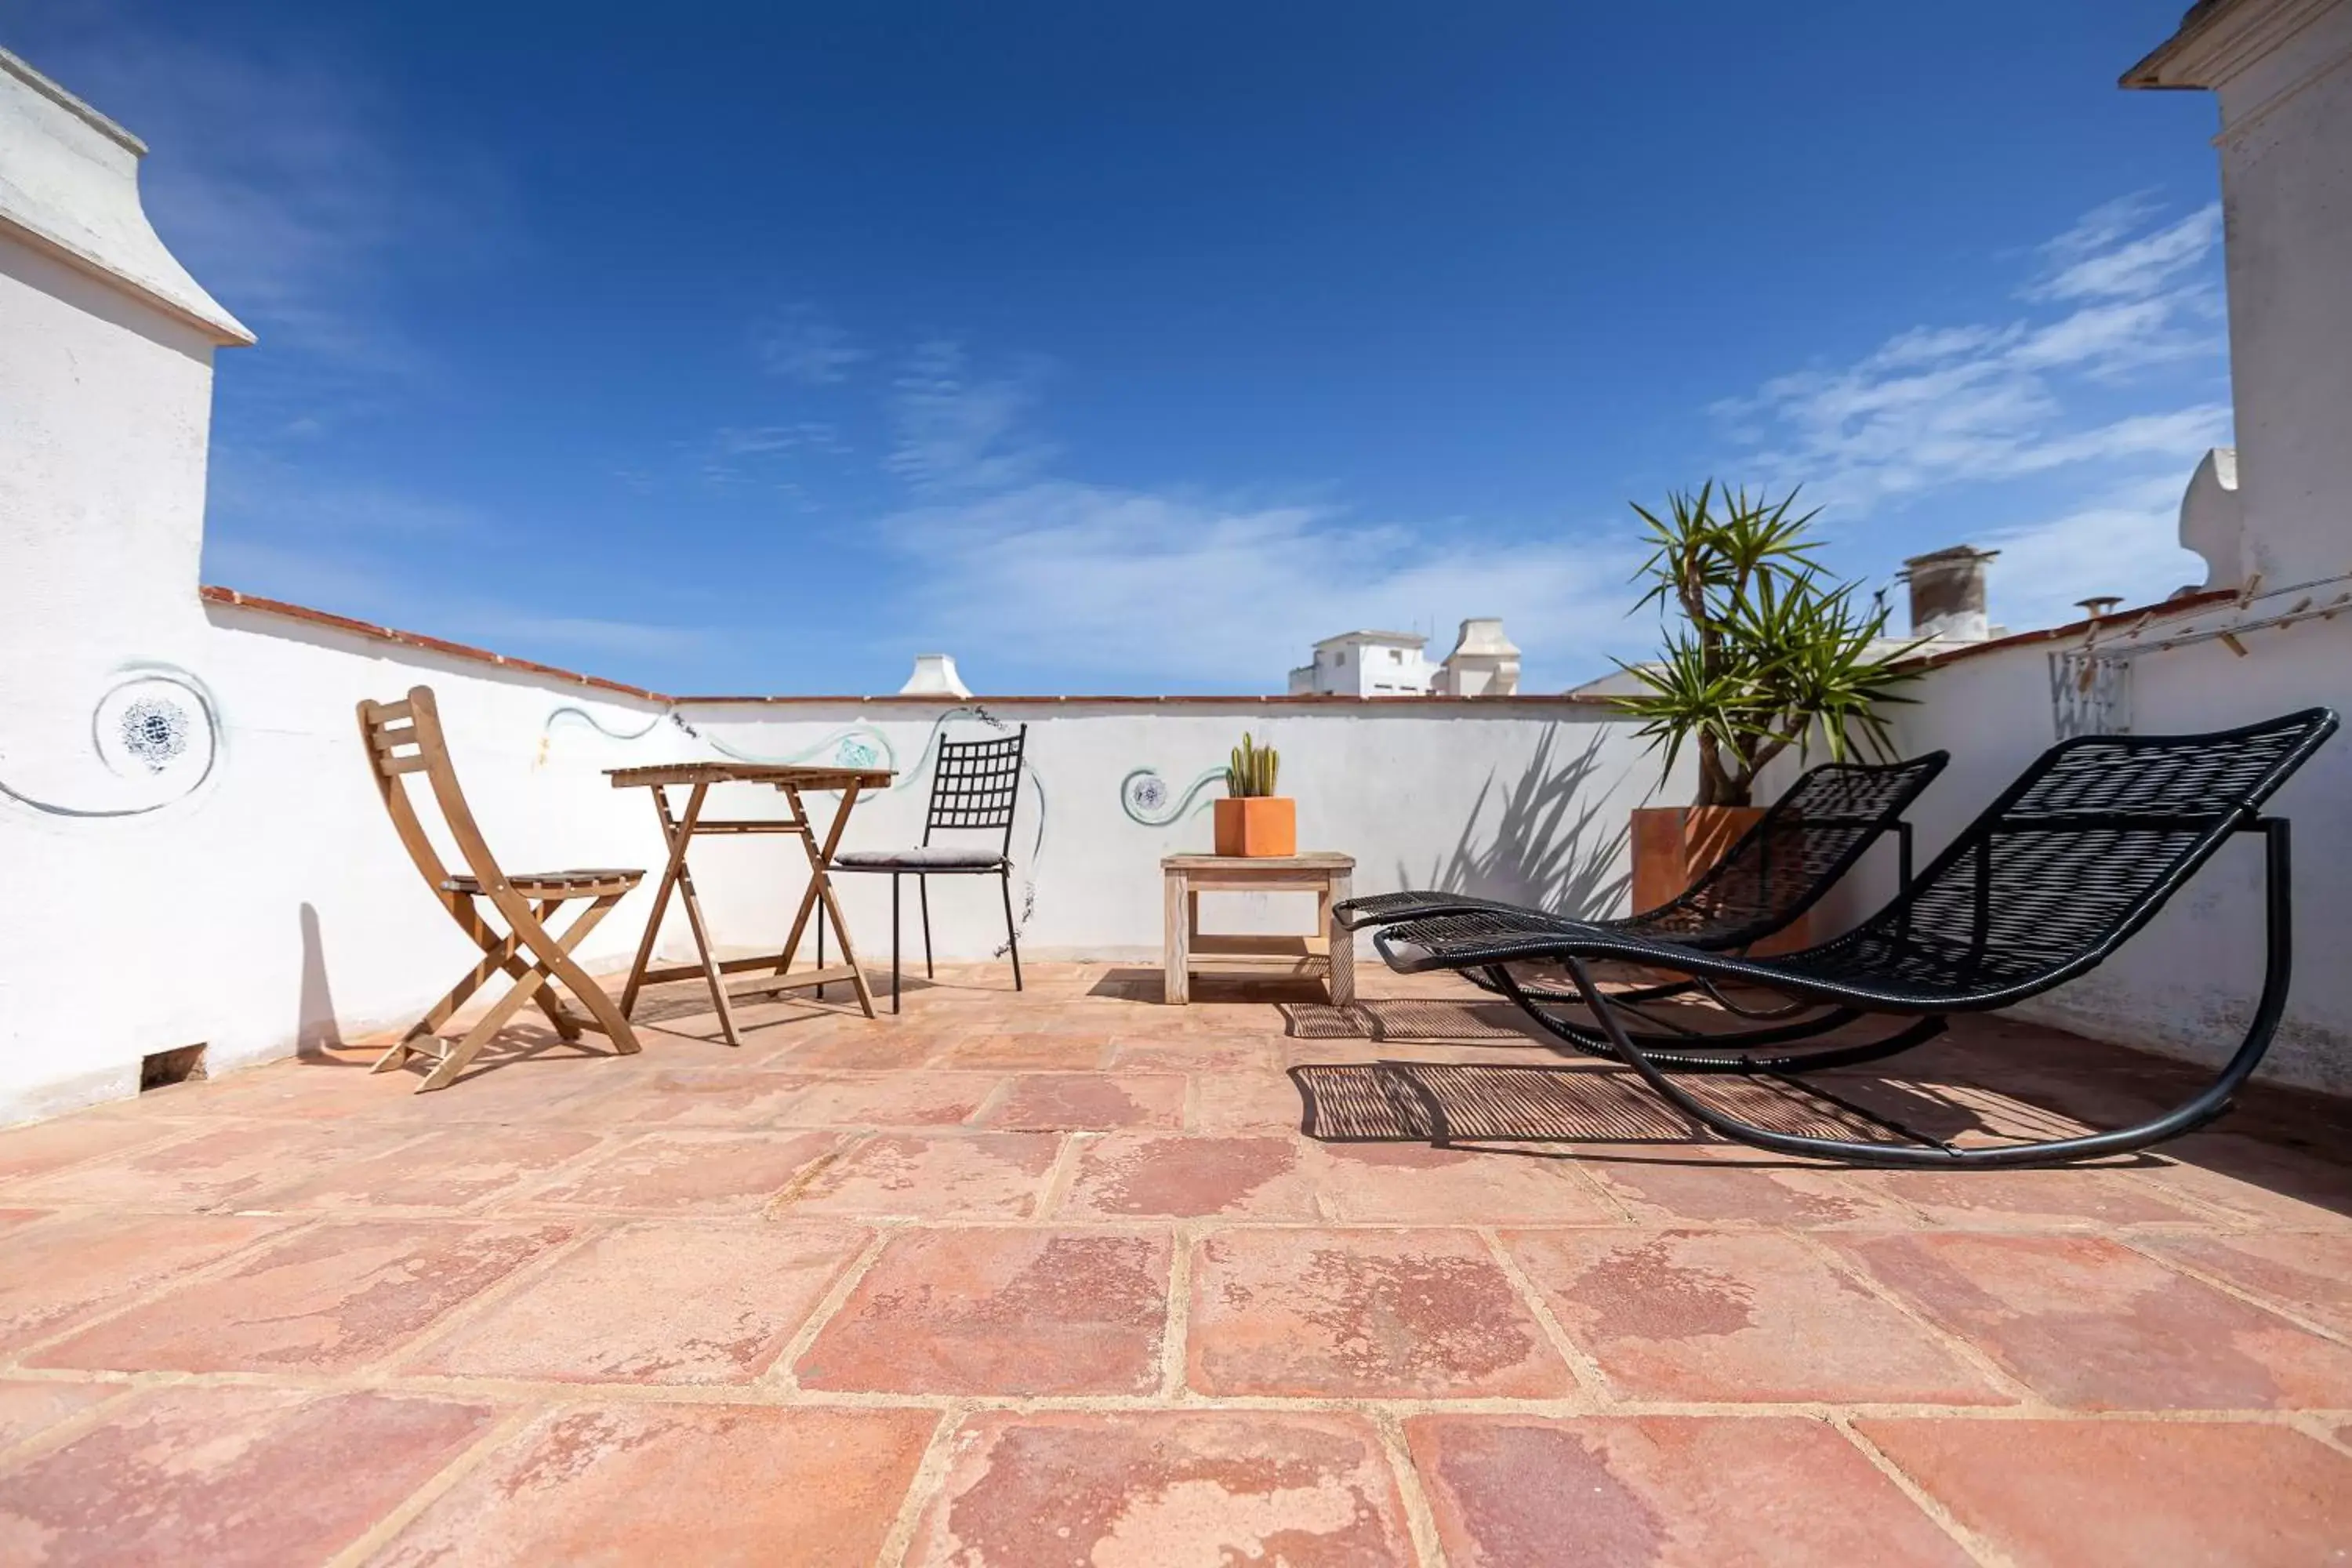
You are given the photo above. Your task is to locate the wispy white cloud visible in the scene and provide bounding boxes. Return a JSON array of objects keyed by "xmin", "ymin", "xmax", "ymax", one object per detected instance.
[
  {"xmin": 1717, "ymin": 199, "xmax": 2227, "ymax": 513},
  {"xmin": 1978, "ymin": 472, "xmax": 2208, "ymax": 631},
  {"xmin": 878, "ymin": 481, "xmax": 1628, "ymax": 690},
  {"xmin": 887, "ymin": 340, "xmax": 1059, "ymax": 493},
  {"xmin": 203, "ymin": 539, "xmax": 705, "ymax": 659},
  {"xmin": 754, "ymin": 304, "xmax": 866, "ymax": 385},
  {"xmin": 207, "ymin": 448, "xmax": 492, "ymax": 536},
  {"xmin": 2028, "ymin": 197, "xmax": 2223, "ymax": 304},
  {"xmin": 13, "ymin": 23, "xmax": 504, "ymax": 383}
]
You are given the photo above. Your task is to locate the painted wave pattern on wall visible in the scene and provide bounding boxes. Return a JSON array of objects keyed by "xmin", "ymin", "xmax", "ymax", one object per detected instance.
[
  {"xmin": 0, "ymin": 666, "xmax": 223, "ymax": 818},
  {"xmin": 1121, "ymin": 764, "xmax": 1225, "ymax": 827},
  {"xmin": 541, "ymin": 700, "xmax": 1045, "ymax": 957}
]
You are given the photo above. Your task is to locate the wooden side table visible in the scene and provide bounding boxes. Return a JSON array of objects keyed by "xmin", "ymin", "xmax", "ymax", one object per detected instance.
[{"xmin": 1160, "ymin": 852, "xmax": 1355, "ymax": 1005}]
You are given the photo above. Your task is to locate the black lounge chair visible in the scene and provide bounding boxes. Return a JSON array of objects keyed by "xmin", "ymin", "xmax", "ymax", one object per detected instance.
[
  {"xmin": 1372, "ymin": 709, "xmax": 2338, "ymax": 1167},
  {"xmin": 1334, "ymin": 752, "xmax": 1948, "ymax": 1018}
]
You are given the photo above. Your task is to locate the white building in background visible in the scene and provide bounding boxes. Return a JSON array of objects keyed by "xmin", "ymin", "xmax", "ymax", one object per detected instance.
[
  {"xmin": 1431, "ymin": 618, "xmax": 1521, "ymax": 695},
  {"xmin": 1288, "ymin": 630, "xmax": 1432, "ymax": 696},
  {"xmin": 1288, "ymin": 619, "xmax": 1523, "ymax": 697}
]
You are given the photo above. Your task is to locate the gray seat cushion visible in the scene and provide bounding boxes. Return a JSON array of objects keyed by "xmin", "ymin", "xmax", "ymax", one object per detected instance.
[{"xmin": 833, "ymin": 845, "xmax": 1007, "ymax": 870}]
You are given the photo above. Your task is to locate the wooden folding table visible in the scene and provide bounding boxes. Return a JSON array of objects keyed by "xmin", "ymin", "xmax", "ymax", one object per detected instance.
[{"xmin": 608, "ymin": 761, "xmax": 894, "ymax": 1046}]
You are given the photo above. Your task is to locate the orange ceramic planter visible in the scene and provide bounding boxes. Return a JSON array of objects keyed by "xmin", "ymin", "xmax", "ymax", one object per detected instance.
[
  {"xmin": 1213, "ymin": 797, "xmax": 1297, "ymax": 857},
  {"xmin": 1630, "ymin": 804, "xmax": 1810, "ymax": 954}
]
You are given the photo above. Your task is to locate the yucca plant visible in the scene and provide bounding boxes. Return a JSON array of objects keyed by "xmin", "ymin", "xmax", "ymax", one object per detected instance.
[
  {"xmin": 1226, "ymin": 733, "xmax": 1280, "ymax": 797},
  {"xmin": 1611, "ymin": 482, "xmax": 1919, "ymax": 808}
]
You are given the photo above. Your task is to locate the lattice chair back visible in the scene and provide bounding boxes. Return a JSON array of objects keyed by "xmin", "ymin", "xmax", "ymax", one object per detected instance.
[
  {"xmin": 1642, "ymin": 752, "xmax": 1950, "ymax": 946},
  {"xmin": 1834, "ymin": 708, "xmax": 2338, "ymax": 994},
  {"xmin": 923, "ymin": 725, "xmax": 1028, "ymax": 856}
]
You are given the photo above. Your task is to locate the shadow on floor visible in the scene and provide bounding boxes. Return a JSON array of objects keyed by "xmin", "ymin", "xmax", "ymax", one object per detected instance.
[
  {"xmin": 1289, "ymin": 1061, "xmax": 1908, "ymax": 1147},
  {"xmin": 1279, "ymin": 997, "xmax": 1543, "ymax": 1042},
  {"xmin": 1088, "ymin": 967, "xmax": 1333, "ymax": 1006}
]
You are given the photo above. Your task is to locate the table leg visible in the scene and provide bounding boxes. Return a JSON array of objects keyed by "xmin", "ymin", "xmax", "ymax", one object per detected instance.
[
  {"xmin": 1163, "ymin": 866, "xmax": 1190, "ymax": 1004},
  {"xmin": 777, "ymin": 782, "xmax": 880, "ymax": 1018},
  {"xmin": 620, "ymin": 786, "xmax": 690, "ymax": 1019},
  {"xmin": 665, "ymin": 784, "xmax": 742, "ymax": 1047},
  {"xmin": 1326, "ymin": 869, "xmax": 1356, "ymax": 1007}
]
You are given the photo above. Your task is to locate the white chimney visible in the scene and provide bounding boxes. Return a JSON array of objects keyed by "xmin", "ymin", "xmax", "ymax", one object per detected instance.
[
  {"xmin": 898, "ymin": 653, "xmax": 971, "ymax": 697},
  {"xmin": 1434, "ymin": 618, "xmax": 1521, "ymax": 696}
]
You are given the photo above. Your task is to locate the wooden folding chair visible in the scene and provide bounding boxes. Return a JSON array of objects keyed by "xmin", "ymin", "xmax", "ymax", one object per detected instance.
[{"xmin": 359, "ymin": 685, "xmax": 645, "ymax": 1091}]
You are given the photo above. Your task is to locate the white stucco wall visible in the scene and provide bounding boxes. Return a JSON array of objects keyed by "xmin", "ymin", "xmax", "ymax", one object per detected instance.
[
  {"xmin": 1802, "ymin": 610, "xmax": 2352, "ymax": 1095},
  {"xmin": 0, "ymin": 608, "xmax": 1676, "ymax": 1125},
  {"xmin": 2133, "ymin": 0, "xmax": 2352, "ymax": 592}
]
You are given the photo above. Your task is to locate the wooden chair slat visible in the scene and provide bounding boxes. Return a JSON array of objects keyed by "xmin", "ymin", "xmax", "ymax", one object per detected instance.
[{"xmin": 359, "ymin": 684, "xmax": 645, "ymax": 1091}]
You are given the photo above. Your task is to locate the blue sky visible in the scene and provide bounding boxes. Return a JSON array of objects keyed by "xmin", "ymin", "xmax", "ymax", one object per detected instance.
[{"xmin": 6, "ymin": 2, "xmax": 2230, "ymax": 695}]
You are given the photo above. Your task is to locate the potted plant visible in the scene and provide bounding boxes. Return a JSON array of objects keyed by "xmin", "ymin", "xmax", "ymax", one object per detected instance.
[
  {"xmin": 1213, "ymin": 732, "xmax": 1295, "ymax": 856},
  {"xmin": 1610, "ymin": 483, "xmax": 1918, "ymax": 946}
]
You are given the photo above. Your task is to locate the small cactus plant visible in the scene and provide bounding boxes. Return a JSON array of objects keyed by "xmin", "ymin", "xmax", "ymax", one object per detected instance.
[{"xmin": 1226, "ymin": 732, "xmax": 1280, "ymax": 798}]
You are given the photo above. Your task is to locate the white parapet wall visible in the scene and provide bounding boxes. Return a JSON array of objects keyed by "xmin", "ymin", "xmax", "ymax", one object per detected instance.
[{"xmin": 0, "ymin": 590, "xmax": 1678, "ymax": 1124}]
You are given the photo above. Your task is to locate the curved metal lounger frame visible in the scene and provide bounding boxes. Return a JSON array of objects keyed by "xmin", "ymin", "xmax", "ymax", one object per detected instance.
[
  {"xmin": 1336, "ymin": 753, "xmax": 1947, "ymax": 1018},
  {"xmin": 1377, "ymin": 817, "xmax": 2293, "ymax": 1167}
]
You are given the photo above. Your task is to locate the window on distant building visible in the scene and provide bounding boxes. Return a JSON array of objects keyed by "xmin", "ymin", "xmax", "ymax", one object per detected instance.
[{"xmin": 1334, "ymin": 651, "xmax": 1347, "ymax": 666}]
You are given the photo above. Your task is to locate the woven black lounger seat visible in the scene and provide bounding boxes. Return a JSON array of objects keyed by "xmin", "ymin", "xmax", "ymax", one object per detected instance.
[
  {"xmin": 1334, "ymin": 752, "xmax": 1947, "ymax": 946},
  {"xmin": 1334, "ymin": 753, "xmax": 1947, "ymax": 1019},
  {"xmin": 1372, "ymin": 709, "xmax": 2338, "ymax": 1167}
]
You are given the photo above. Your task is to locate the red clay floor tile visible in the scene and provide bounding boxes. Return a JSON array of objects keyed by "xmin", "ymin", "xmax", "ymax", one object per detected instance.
[
  {"xmin": 1851, "ymin": 1168, "xmax": 2213, "ymax": 1229},
  {"xmin": 1186, "ymin": 1071, "xmax": 1313, "ymax": 1134},
  {"xmin": 1859, "ymin": 1417, "xmax": 2352, "ymax": 1568},
  {"xmin": 935, "ymin": 1033, "xmax": 1116, "ymax": 1070},
  {"xmin": 1408, "ymin": 1414, "xmax": 1972, "ymax": 1567},
  {"xmin": 0, "ymin": 1115, "xmax": 189, "ymax": 1182},
  {"xmin": 1840, "ymin": 1231, "xmax": 2352, "ymax": 1409},
  {"xmin": 777, "ymin": 1132, "xmax": 1059, "ymax": 1218},
  {"xmin": 906, "ymin": 1410, "xmax": 1414, "ymax": 1568},
  {"xmin": 1189, "ymin": 1226, "xmax": 1573, "ymax": 1399},
  {"xmin": 797, "ymin": 1227, "xmax": 1170, "ymax": 1396},
  {"xmin": 1313, "ymin": 1142, "xmax": 1618, "ymax": 1224},
  {"xmin": 2140, "ymin": 1229, "xmax": 2352, "ymax": 1336},
  {"xmin": 27, "ymin": 1219, "xmax": 574, "ymax": 1374},
  {"xmin": 244, "ymin": 1126, "xmax": 605, "ymax": 1211},
  {"xmin": 0, "ymin": 1386, "xmax": 496, "ymax": 1567},
  {"xmin": 555, "ymin": 1067, "xmax": 823, "ymax": 1127},
  {"xmin": 976, "ymin": 1072, "xmax": 1187, "ymax": 1131},
  {"xmin": 0, "ymin": 1211, "xmax": 294, "ymax": 1356},
  {"xmin": 1580, "ymin": 1159, "xmax": 1914, "ymax": 1228},
  {"xmin": 412, "ymin": 1220, "xmax": 869, "ymax": 1384},
  {"xmin": 521, "ymin": 1130, "xmax": 840, "ymax": 1213},
  {"xmin": 368, "ymin": 1403, "xmax": 938, "ymax": 1568},
  {"xmin": 0, "ymin": 1381, "xmax": 119, "ymax": 1452},
  {"xmin": 775, "ymin": 1072, "xmax": 1002, "ymax": 1127},
  {"xmin": 1505, "ymin": 1229, "xmax": 2007, "ymax": 1405},
  {"xmin": 0, "ymin": 1120, "xmax": 418, "ymax": 1210},
  {"xmin": 1108, "ymin": 1033, "xmax": 1279, "ymax": 1073},
  {"xmin": 1061, "ymin": 1134, "xmax": 1321, "ymax": 1219}
]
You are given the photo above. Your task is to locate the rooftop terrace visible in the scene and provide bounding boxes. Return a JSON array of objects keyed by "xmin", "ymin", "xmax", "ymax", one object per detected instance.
[{"xmin": 1, "ymin": 965, "xmax": 2349, "ymax": 1564}]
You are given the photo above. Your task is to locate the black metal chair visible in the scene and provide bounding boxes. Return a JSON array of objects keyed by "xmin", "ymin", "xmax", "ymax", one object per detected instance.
[
  {"xmin": 1336, "ymin": 752, "xmax": 1949, "ymax": 1017},
  {"xmin": 1371, "ymin": 709, "xmax": 2338, "ymax": 1167},
  {"xmin": 822, "ymin": 725, "xmax": 1026, "ymax": 1013}
]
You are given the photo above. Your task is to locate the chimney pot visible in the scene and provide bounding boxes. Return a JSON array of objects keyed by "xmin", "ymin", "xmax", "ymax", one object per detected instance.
[
  {"xmin": 898, "ymin": 654, "xmax": 971, "ymax": 698},
  {"xmin": 1900, "ymin": 546, "xmax": 1998, "ymax": 641}
]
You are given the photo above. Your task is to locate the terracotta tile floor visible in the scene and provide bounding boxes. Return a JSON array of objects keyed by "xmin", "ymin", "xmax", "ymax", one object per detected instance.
[{"xmin": 2, "ymin": 961, "xmax": 2351, "ymax": 1566}]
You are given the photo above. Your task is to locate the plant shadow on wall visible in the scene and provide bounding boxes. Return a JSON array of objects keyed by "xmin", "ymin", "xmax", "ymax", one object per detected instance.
[{"xmin": 1400, "ymin": 726, "xmax": 1632, "ymax": 920}]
